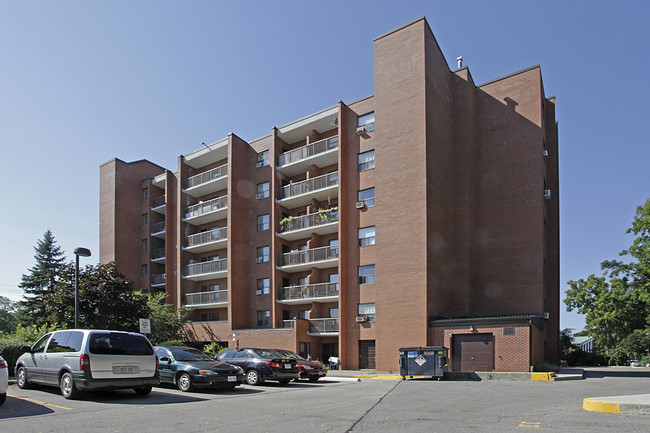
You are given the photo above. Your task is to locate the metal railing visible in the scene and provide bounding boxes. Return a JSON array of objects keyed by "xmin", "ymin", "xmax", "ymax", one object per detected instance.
[
  {"xmin": 278, "ymin": 282, "xmax": 339, "ymax": 301},
  {"xmin": 184, "ymin": 195, "xmax": 227, "ymax": 219},
  {"xmin": 151, "ymin": 248, "xmax": 165, "ymax": 260},
  {"xmin": 277, "ymin": 172, "xmax": 338, "ymax": 200},
  {"xmin": 277, "ymin": 245, "xmax": 338, "ymax": 267},
  {"xmin": 186, "ymin": 227, "xmax": 227, "ymax": 248},
  {"xmin": 309, "ymin": 318, "xmax": 339, "ymax": 334},
  {"xmin": 151, "ymin": 221, "xmax": 166, "ymax": 234},
  {"xmin": 151, "ymin": 196, "xmax": 165, "ymax": 208},
  {"xmin": 278, "ymin": 320, "xmax": 295, "ymax": 329},
  {"xmin": 151, "ymin": 273, "xmax": 166, "ymax": 285},
  {"xmin": 278, "ymin": 208, "xmax": 338, "ymax": 233},
  {"xmin": 278, "ymin": 136, "xmax": 339, "ymax": 167},
  {"xmin": 184, "ymin": 259, "xmax": 228, "ymax": 277},
  {"xmin": 184, "ymin": 164, "xmax": 228, "ymax": 189},
  {"xmin": 184, "ymin": 290, "xmax": 228, "ymax": 306}
]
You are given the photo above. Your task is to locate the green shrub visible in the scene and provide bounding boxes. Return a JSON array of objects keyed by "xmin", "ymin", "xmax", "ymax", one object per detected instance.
[
  {"xmin": 203, "ymin": 342, "xmax": 225, "ymax": 356},
  {"xmin": 159, "ymin": 340, "xmax": 184, "ymax": 347},
  {"xmin": 533, "ymin": 362, "xmax": 560, "ymax": 373},
  {"xmin": 0, "ymin": 338, "xmax": 30, "ymax": 376}
]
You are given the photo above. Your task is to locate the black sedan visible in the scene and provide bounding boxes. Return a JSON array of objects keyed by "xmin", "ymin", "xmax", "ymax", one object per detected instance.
[
  {"xmin": 154, "ymin": 346, "xmax": 245, "ymax": 392},
  {"xmin": 215, "ymin": 348, "xmax": 299, "ymax": 385}
]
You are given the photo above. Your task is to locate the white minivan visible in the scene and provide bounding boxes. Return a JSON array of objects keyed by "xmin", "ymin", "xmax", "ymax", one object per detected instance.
[{"xmin": 15, "ymin": 329, "xmax": 159, "ymax": 399}]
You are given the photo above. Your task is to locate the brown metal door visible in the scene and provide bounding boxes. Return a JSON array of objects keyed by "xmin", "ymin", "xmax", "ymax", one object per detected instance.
[
  {"xmin": 452, "ymin": 334, "xmax": 494, "ymax": 372},
  {"xmin": 359, "ymin": 340, "xmax": 376, "ymax": 369}
]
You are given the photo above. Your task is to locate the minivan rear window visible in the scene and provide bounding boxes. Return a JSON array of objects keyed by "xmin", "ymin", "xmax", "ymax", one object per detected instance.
[{"xmin": 89, "ymin": 333, "xmax": 153, "ymax": 356}]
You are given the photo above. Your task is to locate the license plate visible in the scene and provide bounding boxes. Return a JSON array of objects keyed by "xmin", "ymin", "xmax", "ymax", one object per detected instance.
[
  {"xmin": 113, "ymin": 366, "xmax": 139, "ymax": 374},
  {"xmin": 227, "ymin": 376, "xmax": 236, "ymax": 382},
  {"xmin": 284, "ymin": 364, "xmax": 292, "ymax": 369}
]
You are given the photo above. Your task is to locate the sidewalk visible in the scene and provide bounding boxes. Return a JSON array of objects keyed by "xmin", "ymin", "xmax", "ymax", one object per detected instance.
[
  {"xmin": 327, "ymin": 367, "xmax": 585, "ymax": 382},
  {"xmin": 583, "ymin": 394, "xmax": 650, "ymax": 415}
]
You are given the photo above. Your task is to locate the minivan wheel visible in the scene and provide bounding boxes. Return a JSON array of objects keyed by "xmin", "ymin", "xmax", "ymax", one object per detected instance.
[
  {"xmin": 177, "ymin": 372, "xmax": 193, "ymax": 392},
  {"xmin": 60, "ymin": 372, "xmax": 81, "ymax": 399},
  {"xmin": 245, "ymin": 369, "xmax": 262, "ymax": 386},
  {"xmin": 134, "ymin": 386, "xmax": 152, "ymax": 396},
  {"xmin": 16, "ymin": 366, "xmax": 31, "ymax": 389}
]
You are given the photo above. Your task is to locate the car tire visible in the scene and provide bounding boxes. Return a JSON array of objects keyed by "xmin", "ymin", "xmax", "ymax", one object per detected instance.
[
  {"xmin": 0, "ymin": 393, "xmax": 6, "ymax": 405},
  {"xmin": 245, "ymin": 369, "xmax": 262, "ymax": 386},
  {"xmin": 16, "ymin": 366, "xmax": 31, "ymax": 389},
  {"xmin": 278, "ymin": 379, "xmax": 291, "ymax": 385},
  {"xmin": 177, "ymin": 372, "xmax": 193, "ymax": 392},
  {"xmin": 134, "ymin": 386, "xmax": 152, "ymax": 396},
  {"xmin": 308, "ymin": 376, "xmax": 319, "ymax": 383},
  {"xmin": 60, "ymin": 372, "xmax": 81, "ymax": 399}
]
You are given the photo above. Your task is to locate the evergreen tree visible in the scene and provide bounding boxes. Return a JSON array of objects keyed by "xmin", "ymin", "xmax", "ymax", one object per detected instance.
[{"xmin": 18, "ymin": 230, "xmax": 66, "ymax": 326}]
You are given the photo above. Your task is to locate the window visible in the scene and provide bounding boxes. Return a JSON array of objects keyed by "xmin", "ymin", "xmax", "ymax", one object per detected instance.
[
  {"xmin": 329, "ymin": 308, "xmax": 339, "ymax": 318},
  {"xmin": 256, "ymin": 182, "xmax": 270, "ymax": 199},
  {"xmin": 329, "ymin": 239, "xmax": 339, "ymax": 256},
  {"xmin": 298, "ymin": 309, "xmax": 309, "ymax": 319},
  {"xmin": 257, "ymin": 150, "xmax": 269, "ymax": 167},
  {"xmin": 141, "ymin": 264, "xmax": 148, "ymax": 277},
  {"xmin": 359, "ymin": 264, "xmax": 375, "ymax": 284},
  {"xmin": 141, "ymin": 213, "xmax": 148, "ymax": 225},
  {"xmin": 201, "ymin": 284, "xmax": 219, "ymax": 292},
  {"xmin": 142, "ymin": 187, "xmax": 149, "ymax": 201},
  {"xmin": 503, "ymin": 327, "xmax": 516, "ymax": 336},
  {"xmin": 358, "ymin": 111, "xmax": 375, "ymax": 132},
  {"xmin": 329, "ymin": 273, "xmax": 339, "ymax": 283},
  {"xmin": 257, "ymin": 214, "xmax": 270, "ymax": 231},
  {"xmin": 257, "ymin": 278, "xmax": 270, "ymax": 295},
  {"xmin": 358, "ymin": 226, "xmax": 376, "ymax": 247},
  {"xmin": 141, "ymin": 239, "xmax": 148, "ymax": 251},
  {"xmin": 358, "ymin": 150, "xmax": 375, "ymax": 171},
  {"xmin": 297, "ymin": 276, "xmax": 308, "ymax": 286},
  {"xmin": 358, "ymin": 187, "xmax": 375, "ymax": 207},
  {"xmin": 358, "ymin": 303, "xmax": 376, "ymax": 322},
  {"xmin": 257, "ymin": 310, "xmax": 270, "ymax": 327},
  {"xmin": 257, "ymin": 246, "xmax": 270, "ymax": 263},
  {"xmin": 201, "ymin": 313, "xmax": 220, "ymax": 322},
  {"xmin": 299, "ymin": 342, "xmax": 311, "ymax": 359}
]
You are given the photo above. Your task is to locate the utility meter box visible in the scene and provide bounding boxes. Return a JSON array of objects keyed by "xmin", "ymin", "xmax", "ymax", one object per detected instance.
[{"xmin": 399, "ymin": 346, "xmax": 448, "ymax": 379}]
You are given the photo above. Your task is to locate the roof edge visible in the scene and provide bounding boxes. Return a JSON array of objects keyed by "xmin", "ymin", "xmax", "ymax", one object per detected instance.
[{"xmin": 478, "ymin": 65, "xmax": 541, "ymax": 88}]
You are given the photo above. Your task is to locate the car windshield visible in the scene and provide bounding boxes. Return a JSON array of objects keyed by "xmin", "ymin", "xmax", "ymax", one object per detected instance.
[
  {"xmin": 274, "ymin": 349, "xmax": 305, "ymax": 360},
  {"xmin": 170, "ymin": 347, "xmax": 213, "ymax": 361}
]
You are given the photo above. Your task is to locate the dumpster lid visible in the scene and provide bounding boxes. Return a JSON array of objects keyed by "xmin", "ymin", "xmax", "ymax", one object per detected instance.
[{"xmin": 399, "ymin": 346, "xmax": 447, "ymax": 352}]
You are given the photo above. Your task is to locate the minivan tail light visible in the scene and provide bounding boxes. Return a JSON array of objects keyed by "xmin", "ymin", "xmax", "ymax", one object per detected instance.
[
  {"xmin": 156, "ymin": 355, "xmax": 159, "ymax": 371},
  {"xmin": 0, "ymin": 359, "xmax": 7, "ymax": 369},
  {"xmin": 80, "ymin": 353, "xmax": 90, "ymax": 371}
]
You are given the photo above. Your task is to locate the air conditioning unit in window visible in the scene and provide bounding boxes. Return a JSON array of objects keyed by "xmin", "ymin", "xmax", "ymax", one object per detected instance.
[
  {"xmin": 543, "ymin": 312, "xmax": 550, "ymax": 319},
  {"xmin": 256, "ymin": 161, "xmax": 264, "ymax": 168},
  {"xmin": 356, "ymin": 126, "xmax": 366, "ymax": 135},
  {"xmin": 542, "ymin": 149, "xmax": 549, "ymax": 157},
  {"xmin": 256, "ymin": 257, "xmax": 264, "ymax": 264},
  {"xmin": 356, "ymin": 315, "xmax": 367, "ymax": 323},
  {"xmin": 256, "ymin": 193, "xmax": 264, "ymax": 199},
  {"xmin": 256, "ymin": 290, "xmax": 263, "ymax": 295},
  {"xmin": 544, "ymin": 189, "xmax": 551, "ymax": 200},
  {"xmin": 356, "ymin": 201, "xmax": 366, "ymax": 209}
]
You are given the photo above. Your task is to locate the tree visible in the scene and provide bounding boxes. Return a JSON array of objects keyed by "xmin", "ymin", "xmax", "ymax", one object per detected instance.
[
  {"xmin": 146, "ymin": 291, "xmax": 191, "ymax": 345},
  {"xmin": 565, "ymin": 198, "xmax": 650, "ymax": 364},
  {"xmin": 0, "ymin": 296, "xmax": 17, "ymax": 334},
  {"xmin": 18, "ymin": 230, "xmax": 66, "ymax": 326}
]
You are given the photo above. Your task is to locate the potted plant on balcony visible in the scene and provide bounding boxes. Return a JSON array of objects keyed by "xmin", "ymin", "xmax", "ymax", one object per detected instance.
[{"xmin": 279, "ymin": 216, "xmax": 295, "ymax": 232}]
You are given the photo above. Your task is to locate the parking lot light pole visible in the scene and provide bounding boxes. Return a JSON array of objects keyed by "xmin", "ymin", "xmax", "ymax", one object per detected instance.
[{"xmin": 74, "ymin": 247, "xmax": 91, "ymax": 329}]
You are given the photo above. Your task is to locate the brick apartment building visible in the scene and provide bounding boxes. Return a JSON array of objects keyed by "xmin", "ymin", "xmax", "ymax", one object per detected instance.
[{"xmin": 100, "ymin": 17, "xmax": 559, "ymax": 372}]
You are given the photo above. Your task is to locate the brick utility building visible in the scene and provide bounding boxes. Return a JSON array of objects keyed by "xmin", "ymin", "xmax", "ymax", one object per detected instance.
[{"xmin": 100, "ymin": 17, "xmax": 559, "ymax": 372}]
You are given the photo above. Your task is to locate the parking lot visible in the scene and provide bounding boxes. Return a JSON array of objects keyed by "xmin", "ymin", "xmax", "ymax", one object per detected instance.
[{"xmin": 1, "ymin": 370, "xmax": 649, "ymax": 432}]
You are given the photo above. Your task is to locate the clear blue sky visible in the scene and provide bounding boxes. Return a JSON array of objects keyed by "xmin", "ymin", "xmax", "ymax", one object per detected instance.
[{"xmin": 1, "ymin": 1, "xmax": 649, "ymax": 333}]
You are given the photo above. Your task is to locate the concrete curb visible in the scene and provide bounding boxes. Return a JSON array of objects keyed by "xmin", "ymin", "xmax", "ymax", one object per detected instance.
[{"xmin": 583, "ymin": 394, "xmax": 650, "ymax": 415}]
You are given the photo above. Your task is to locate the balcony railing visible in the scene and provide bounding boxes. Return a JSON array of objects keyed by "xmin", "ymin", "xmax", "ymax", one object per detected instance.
[
  {"xmin": 184, "ymin": 196, "xmax": 227, "ymax": 220},
  {"xmin": 278, "ymin": 136, "xmax": 339, "ymax": 167},
  {"xmin": 186, "ymin": 227, "xmax": 227, "ymax": 248},
  {"xmin": 151, "ymin": 196, "xmax": 165, "ymax": 208},
  {"xmin": 151, "ymin": 248, "xmax": 165, "ymax": 260},
  {"xmin": 151, "ymin": 221, "xmax": 165, "ymax": 234},
  {"xmin": 278, "ymin": 320, "xmax": 295, "ymax": 329},
  {"xmin": 278, "ymin": 283, "xmax": 339, "ymax": 302},
  {"xmin": 184, "ymin": 164, "xmax": 228, "ymax": 189},
  {"xmin": 277, "ymin": 172, "xmax": 338, "ymax": 201},
  {"xmin": 309, "ymin": 318, "xmax": 339, "ymax": 334},
  {"xmin": 277, "ymin": 246, "xmax": 338, "ymax": 267},
  {"xmin": 151, "ymin": 273, "xmax": 166, "ymax": 285},
  {"xmin": 278, "ymin": 208, "xmax": 338, "ymax": 233},
  {"xmin": 184, "ymin": 290, "xmax": 228, "ymax": 307},
  {"xmin": 184, "ymin": 259, "xmax": 228, "ymax": 277}
]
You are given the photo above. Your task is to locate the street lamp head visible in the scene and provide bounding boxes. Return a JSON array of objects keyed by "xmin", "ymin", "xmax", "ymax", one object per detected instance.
[{"xmin": 74, "ymin": 247, "xmax": 91, "ymax": 257}]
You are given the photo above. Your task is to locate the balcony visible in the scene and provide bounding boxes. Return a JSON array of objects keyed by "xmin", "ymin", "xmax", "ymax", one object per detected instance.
[
  {"xmin": 184, "ymin": 195, "xmax": 227, "ymax": 225},
  {"xmin": 183, "ymin": 290, "xmax": 228, "ymax": 309},
  {"xmin": 277, "ymin": 208, "xmax": 338, "ymax": 241},
  {"xmin": 151, "ymin": 221, "xmax": 166, "ymax": 239},
  {"xmin": 183, "ymin": 258, "xmax": 228, "ymax": 281},
  {"xmin": 277, "ymin": 245, "xmax": 338, "ymax": 273},
  {"xmin": 183, "ymin": 164, "xmax": 228, "ymax": 198},
  {"xmin": 277, "ymin": 172, "xmax": 338, "ymax": 209},
  {"xmin": 184, "ymin": 227, "xmax": 227, "ymax": 254},
  {"xmin": 277, "ymin": 282, "xmax": 339, "ymax": 305},
  {"xmin": 151, "ymin": 196, "xmax": 166, "ymax": 215},
  {"xmin": 277, "ymin": 136, "xmax": 339, "ymax": 177},
  {"xmin": 151, "ymin": 273, "xmax": 166, "ymax": 287},
  {"xmin": 151, "ymin": 248, "xmax": 165, "ymax": 263},
  {"xmin": 308, "ymin": 318, "xmax": 339, "ymax": 336}
]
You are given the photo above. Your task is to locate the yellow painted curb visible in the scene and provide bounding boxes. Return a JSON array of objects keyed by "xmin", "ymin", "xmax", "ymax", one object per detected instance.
[
  {"xmin": 352, "ymin": 375, "xmax": 404, "ymax": 380},
  {"xmin": 531, "ymin": 372, "xmax": 554, "ymax": 381},
  {"xmin": 583, "ymin": 398, "xmax": 621, "ymax": 413}
]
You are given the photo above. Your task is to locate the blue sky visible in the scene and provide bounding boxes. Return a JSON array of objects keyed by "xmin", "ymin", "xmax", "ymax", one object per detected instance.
[{"xmin": 1, "ymin": 1, "xmax": 648, "ymax": 333}]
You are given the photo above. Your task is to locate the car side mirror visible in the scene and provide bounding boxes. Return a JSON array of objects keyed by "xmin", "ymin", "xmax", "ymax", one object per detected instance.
[
  {"xmin": 21, "ymin": 346, "xmax": 33, "ymax": 354},
  {"xmin": 160, "ymin": 356, "xmax": 171, "ymax": 363}
]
